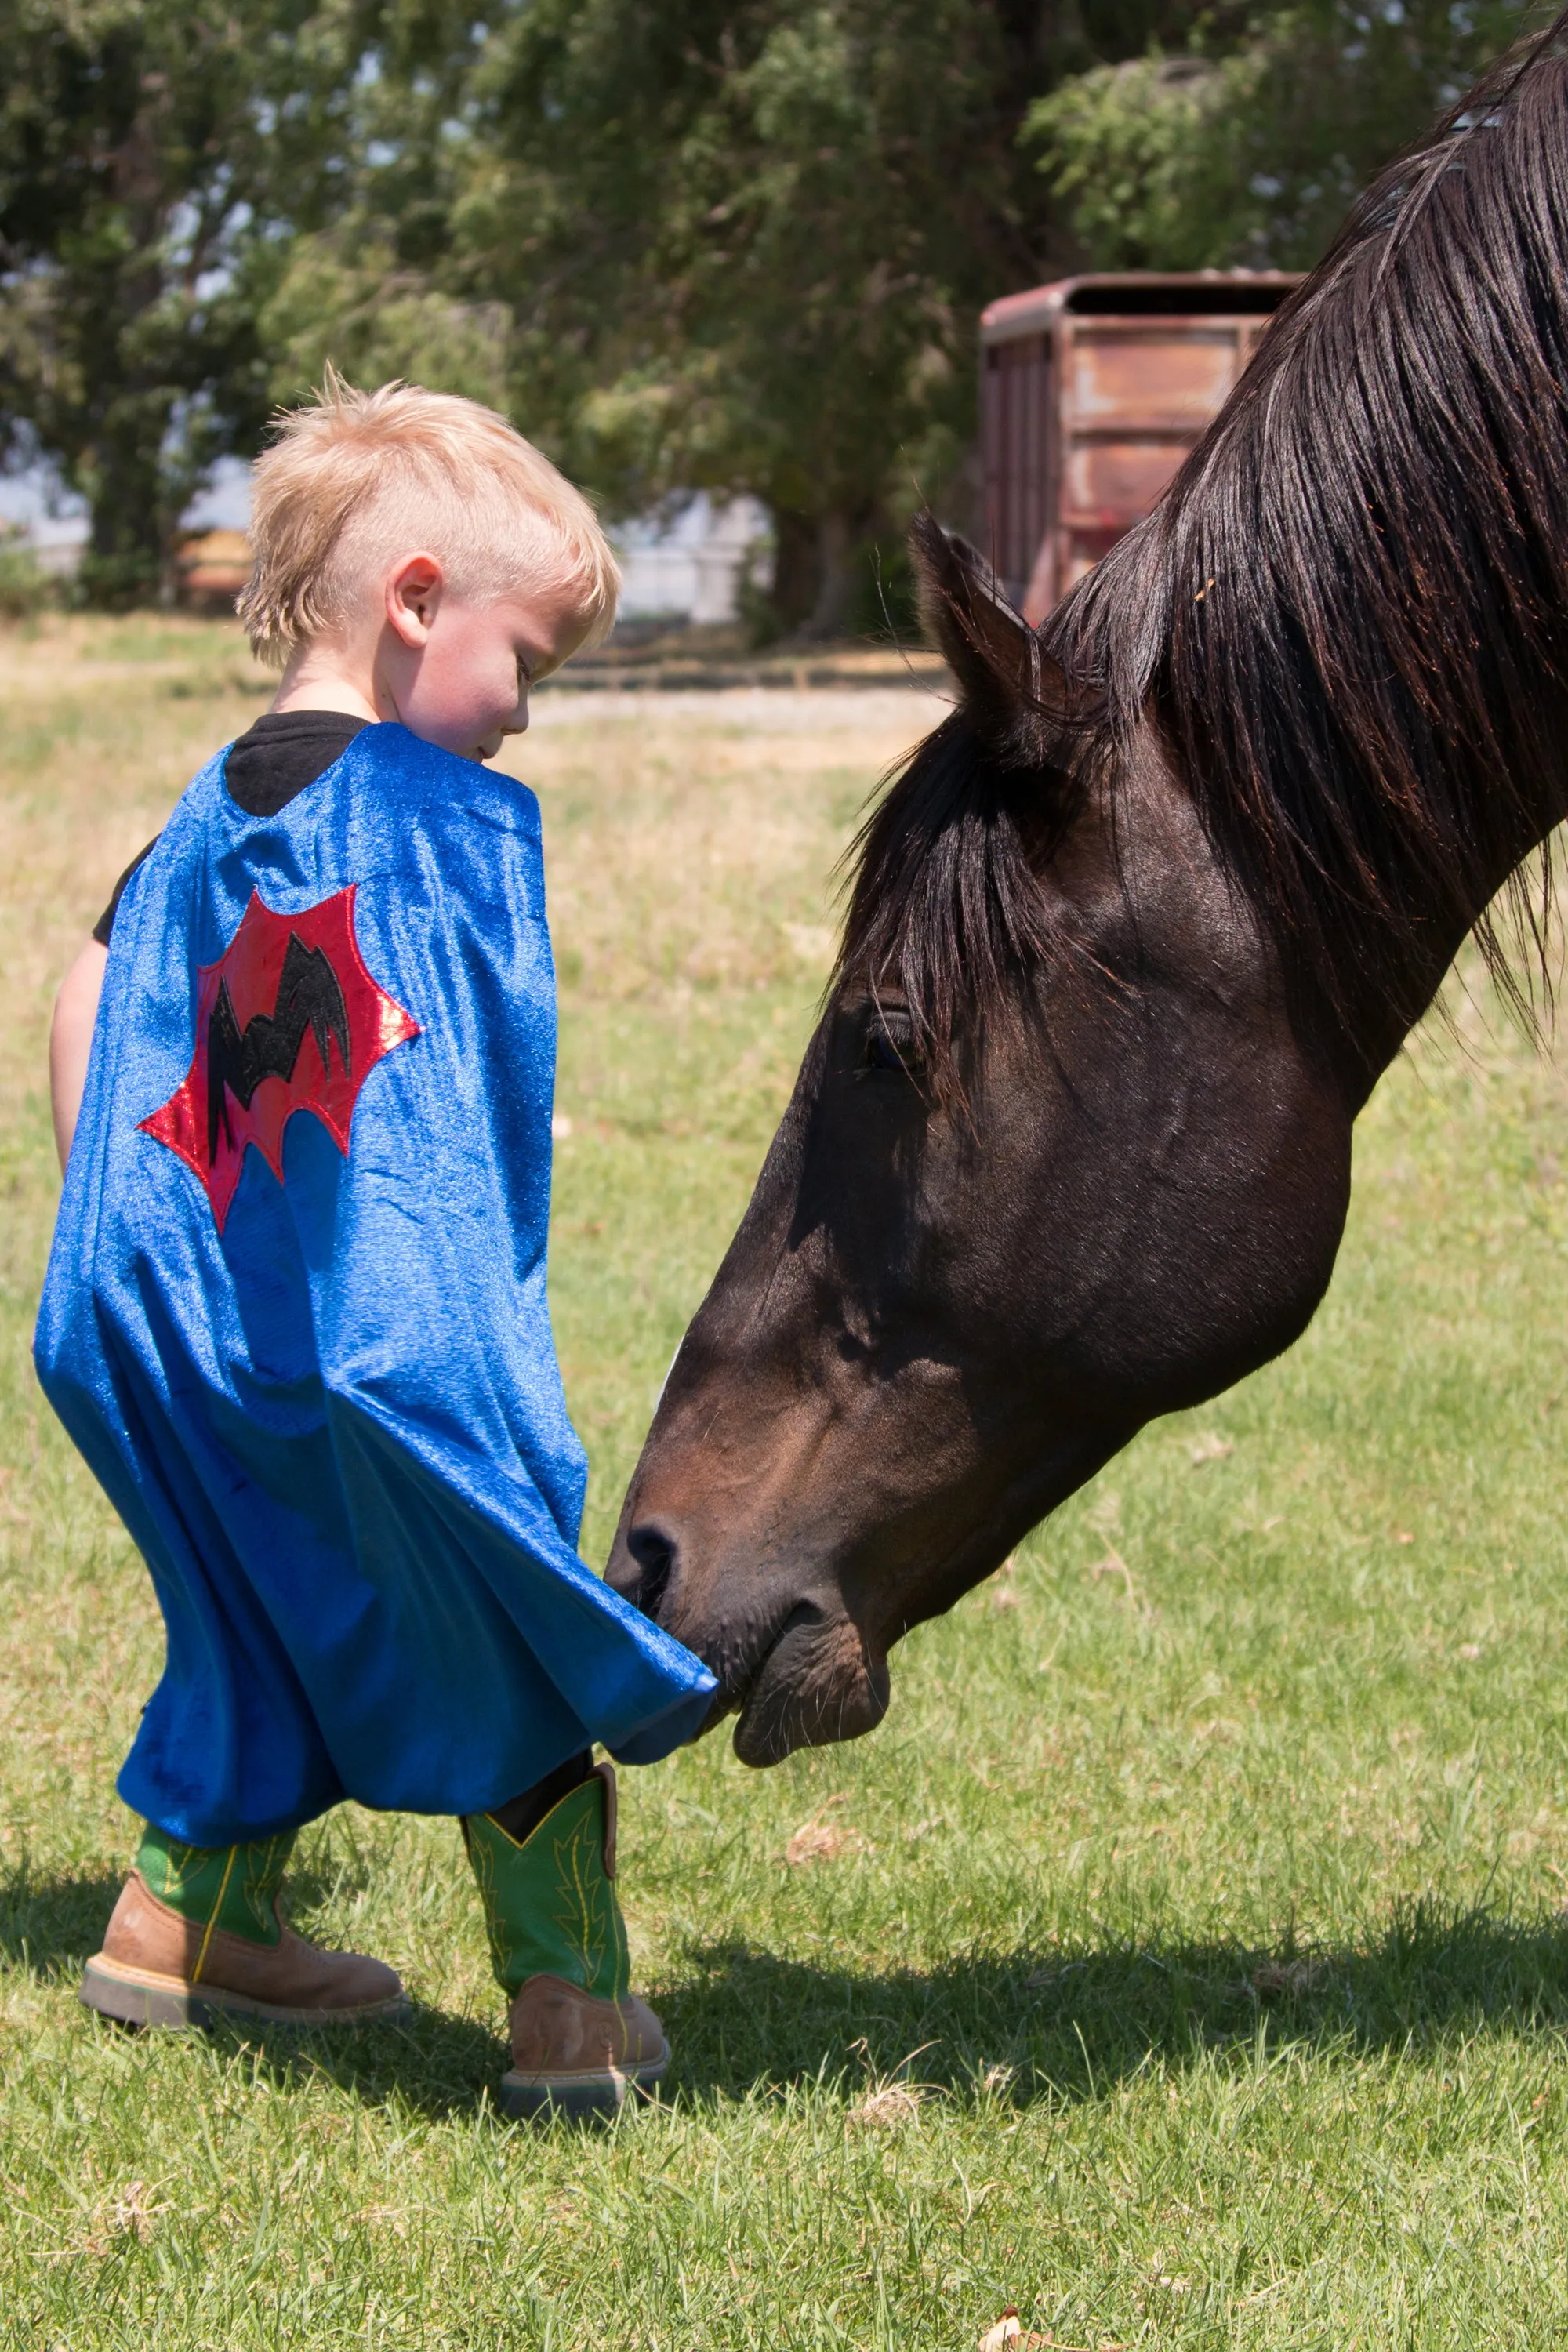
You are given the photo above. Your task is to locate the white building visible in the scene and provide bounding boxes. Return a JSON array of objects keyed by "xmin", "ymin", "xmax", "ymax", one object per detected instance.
[{"xmin": 612, "ymin": 494, "xmax": 771, "ymax": 626}]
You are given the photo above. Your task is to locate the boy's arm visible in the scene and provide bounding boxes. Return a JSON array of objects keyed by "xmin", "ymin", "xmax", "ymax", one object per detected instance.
[{"xmin": 51, "ymin": 938, "xmax": 108, "ymax": 1171}]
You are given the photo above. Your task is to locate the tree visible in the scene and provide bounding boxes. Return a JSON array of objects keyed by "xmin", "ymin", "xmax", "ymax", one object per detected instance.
[
  {"xmin": 274, "ymin": 0, "xmax": 1235, "ymax": 637},
  {"xmin": 454, "ymin": 2, "xmax": 1115, "ymax": 635},
  {"xmin": 257, "ymin": 9, "xmax": 518, "ymax": 419},
  {"xmin": 0, "ymin": 0, "xmax": 386, "ymax": 603},
  {"xmin": 1025, "ymin": 0, "xmax": 1545, "ymax": 273},
  {"xmin": 53, "ymin": 0, "xmax": 1533, "ymax": 621},
  {"xmin": 386, "ymin": 0, "xmax": 1535, "ymax": 635}
]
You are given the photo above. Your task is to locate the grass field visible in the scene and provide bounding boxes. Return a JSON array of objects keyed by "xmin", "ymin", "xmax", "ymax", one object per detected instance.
[{"xmin": 6, "ymin": 615, "xmax": 1568, "ymax": 2347}]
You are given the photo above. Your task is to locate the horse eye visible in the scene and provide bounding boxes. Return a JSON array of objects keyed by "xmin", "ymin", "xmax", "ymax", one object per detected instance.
[{"xmin": 864, "ymin": 1010, "xmax": 920, "ymax": 1074}]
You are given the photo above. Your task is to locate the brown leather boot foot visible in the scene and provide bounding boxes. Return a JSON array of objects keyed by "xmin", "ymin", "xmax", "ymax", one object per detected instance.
[
  {"xmin": 80, "ymin": 1871, "xmax": 409, "ymax": 2030},
  {"xmin": 500, "ymin": 1972, "xmax": 669, "ymax": 2121}
]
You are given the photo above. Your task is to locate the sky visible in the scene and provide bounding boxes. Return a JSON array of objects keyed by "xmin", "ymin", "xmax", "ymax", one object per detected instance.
[{"xmin": 0, "ymin": 456, "xmax": 254, "ymax": 540}]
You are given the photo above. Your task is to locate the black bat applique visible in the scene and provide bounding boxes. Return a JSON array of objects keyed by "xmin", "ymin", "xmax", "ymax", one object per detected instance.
[
  {"xmin": 142, "ymin": 887, "xmax": 419, "ymax": 1232},
  {"xmin": 205, "ymin": 933, "xmax": 352, "ymax": 1165}
]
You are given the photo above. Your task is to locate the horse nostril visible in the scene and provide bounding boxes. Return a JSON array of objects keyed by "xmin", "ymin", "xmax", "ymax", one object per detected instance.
[{"xmin": 626, "ymin": 1524, "xmax": 677, "ymax": 1621}]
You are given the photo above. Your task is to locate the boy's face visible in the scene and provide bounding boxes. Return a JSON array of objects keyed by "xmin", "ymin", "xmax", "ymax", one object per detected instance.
[{"xmin": 379, "ymin": 560, "xmax": 593, "ymax": 761}]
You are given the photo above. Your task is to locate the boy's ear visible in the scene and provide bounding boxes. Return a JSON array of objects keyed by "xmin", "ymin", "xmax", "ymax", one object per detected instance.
[{"xmin": 385, "ymin": 554, "xmax": 445, "ymax": 648}]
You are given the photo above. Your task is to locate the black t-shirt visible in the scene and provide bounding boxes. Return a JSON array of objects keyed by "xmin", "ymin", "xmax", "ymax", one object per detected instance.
[{"xmin": 93, "ymin": 710, "xmax": 369, "ymax": 945}]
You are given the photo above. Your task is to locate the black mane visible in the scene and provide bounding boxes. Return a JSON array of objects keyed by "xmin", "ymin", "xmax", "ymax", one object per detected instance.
[{"xmin": 843, "ymin": 9, "xmax": 1568, "ymax": 1085}]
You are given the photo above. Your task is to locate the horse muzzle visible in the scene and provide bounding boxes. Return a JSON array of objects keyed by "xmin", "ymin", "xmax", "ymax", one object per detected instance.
[
  {"xmin": 607, "ymin": 1519, "xmax": 889, "ymax": 1765},
  {"xmin": 728, "ymin": 1602, "xmax": 891, "ymax": 1765}
]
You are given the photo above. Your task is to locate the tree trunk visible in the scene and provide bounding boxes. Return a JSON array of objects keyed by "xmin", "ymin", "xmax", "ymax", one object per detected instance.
[
  {"xmin": 765, "ymin": 506, "xmax": 866, "ymax": 642},
  {"xmin": 768, "ymin": 507, "xmax": 822, "ymax": 635},
  {"xmin": 85, "ymin": 421, "xmax": 172, "ymax": 609},
  {"xmin": 78, "ymin": 90, "xmax": 178, "ymax": 608},
  {"xmin": 804, "ymin": 512, "xmax": 855, "ymax": 641}
]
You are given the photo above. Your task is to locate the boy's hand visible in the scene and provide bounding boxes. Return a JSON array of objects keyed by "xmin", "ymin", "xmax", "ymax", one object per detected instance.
[{"xmin": 51, "ymin": 938, "xmax": 108, "ymax": 1171}]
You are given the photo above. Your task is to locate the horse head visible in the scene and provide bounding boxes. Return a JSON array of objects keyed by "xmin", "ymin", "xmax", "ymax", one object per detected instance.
[{"xmin": 604, "ymin": 522, "xmax": 1354, "ymax": 1761}]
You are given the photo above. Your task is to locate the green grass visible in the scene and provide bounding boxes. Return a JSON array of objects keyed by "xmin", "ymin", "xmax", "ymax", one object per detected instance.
[{"xmin": 5, "ymin": 623, "xmax": 1568, "ymax": 2346}]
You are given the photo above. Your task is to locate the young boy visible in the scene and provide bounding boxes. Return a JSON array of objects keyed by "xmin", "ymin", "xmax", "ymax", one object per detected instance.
[{"xmin": 35, "ymin": 378, "xmax": 715, "ymax": 2121}]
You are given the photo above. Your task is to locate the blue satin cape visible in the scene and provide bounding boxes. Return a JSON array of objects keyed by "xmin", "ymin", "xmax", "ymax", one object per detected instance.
[{"xmin": 34, "ymin": 724, "xmax": 715, "ymax": 1846}]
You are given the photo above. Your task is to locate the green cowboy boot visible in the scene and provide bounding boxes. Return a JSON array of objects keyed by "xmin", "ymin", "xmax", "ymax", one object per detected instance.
[
  {"xmin": 463, "ymin": 1762, "xmax": 668, "ymax": 2120},
  {"xmin": 81, "ymin": 1821, "xmax": 405, "ymax": 2029}
]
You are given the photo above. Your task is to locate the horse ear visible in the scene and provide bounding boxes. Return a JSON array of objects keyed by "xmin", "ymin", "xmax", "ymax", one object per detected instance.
[{"xmin": 909, "ymin": 511, "xmax": 1064, "ymax": 769}]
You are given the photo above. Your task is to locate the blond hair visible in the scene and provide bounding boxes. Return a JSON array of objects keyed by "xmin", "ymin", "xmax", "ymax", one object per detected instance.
[{"xmin": 238, "ymin": 374, "xmax": 620, "ymax": 666}]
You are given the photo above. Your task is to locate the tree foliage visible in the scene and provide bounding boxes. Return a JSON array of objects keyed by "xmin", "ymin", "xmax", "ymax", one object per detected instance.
[
  {"xmin": 1026, "ymin": 2, "xmax": 1546, "ymax": 273},
  {"xmin": 0, "ymin": 0, "xmax": 387, "ymax": 601},
  {"xmin": 475, "ymin": 2, "xmax": 1071, "ymax": 630},
  {"xmin": 271, "ymin": 0, "xmax": 1543, "ymax": 636},
  {"xmin": 263, "ymin": 2, "xmax": 1062, "ymax": 632},
  {"xmin": 0, "ymin": 0, "xmax": 1548, "ymax": 616},
  {"xmin": 269, "ymin": 2, "xmax": 1254, "ymax": 633}
]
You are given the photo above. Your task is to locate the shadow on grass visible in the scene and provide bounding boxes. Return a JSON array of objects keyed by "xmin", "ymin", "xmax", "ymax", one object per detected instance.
[
  {"xmin": 0, "ymin": 1864, "xmax": 122, "ymax": 1976},
  {"xmin": 0, "ymin": 1853, "xmax": 374, "ymax": 1976},
  {"xmin": 0, "ymin": 1860, "xmax": 510, "ymax": 2121},
  {"xmin": 656, "ymin": 1900, "xmax": 1568, "ymax": 2109},
  {"xmin": 203, "ymin": 2005, "xmax": 511, "ymax": 2121},
  {"xmin": 10, "ymin": 1864, "xmax": 1567, "ymax": 2120}
]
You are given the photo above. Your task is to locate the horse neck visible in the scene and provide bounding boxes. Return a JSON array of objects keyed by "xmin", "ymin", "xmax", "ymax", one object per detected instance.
[
  {"xmin": 1301, "ymin": 738, "xmax": 1568, "ymax": 1110},
  {"xmin": 1134, "ymin": 524, "xmax": 1568, "ymax": 1107}
]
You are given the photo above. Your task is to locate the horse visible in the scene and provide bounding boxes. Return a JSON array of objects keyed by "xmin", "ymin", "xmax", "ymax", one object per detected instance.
[{"xmin": 605, "ymin": 16, "xmax": 1568, "ymax": 1769}]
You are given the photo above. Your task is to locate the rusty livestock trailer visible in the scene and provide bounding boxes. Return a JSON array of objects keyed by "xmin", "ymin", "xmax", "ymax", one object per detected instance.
[{"xmin": 980, "ymin": 271, "xmax": 1301, "ymax": 625}]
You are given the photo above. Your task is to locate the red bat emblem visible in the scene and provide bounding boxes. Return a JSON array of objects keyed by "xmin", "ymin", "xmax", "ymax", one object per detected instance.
[{"xmin": 141, "ymin": 886, "xmax": 419, "ymax": 1231}]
